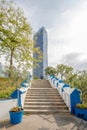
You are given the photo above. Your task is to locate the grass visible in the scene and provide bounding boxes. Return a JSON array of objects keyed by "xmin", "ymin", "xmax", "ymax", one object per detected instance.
[{"xmin": 0, "ymin": 77, "xmax": 22, "ymax": 99}]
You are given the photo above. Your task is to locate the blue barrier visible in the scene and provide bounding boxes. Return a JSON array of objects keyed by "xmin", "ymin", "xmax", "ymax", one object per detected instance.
[
  {"xmin": 59, "ymin": 80, "xmax": 63, "ymax": 83},
  {"xmin": 10, "ymin": 79, "xmax": 30, "ymax": 107},
  {"xmin": 10, "ymin": 89, "xmax": 26, "ymax": 107},
  {"xmin": 20, "ymin": 82, "xmax": 29, "ymax": 87},
  {"xmin": 62, "ymin": 84, "xmax": 70, "ymax": 92},
  {"xmin": 70, "ymin": 88, "xmax": 81, "ymax": 114},
  {"xmin": 22, "ymin": 80, "xmax": 29, "ymax": 83}
]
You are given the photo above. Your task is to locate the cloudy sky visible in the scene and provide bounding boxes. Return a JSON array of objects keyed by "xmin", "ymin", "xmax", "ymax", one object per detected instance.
[{"xmin": 2, "ymin": 0, "xmax": 87, "ymax": 70}]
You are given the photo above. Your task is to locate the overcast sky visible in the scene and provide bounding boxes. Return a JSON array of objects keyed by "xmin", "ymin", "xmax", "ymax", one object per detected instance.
[{"xmin": 2, "ymin": 0, "xmax": 87, "ymax": 70}]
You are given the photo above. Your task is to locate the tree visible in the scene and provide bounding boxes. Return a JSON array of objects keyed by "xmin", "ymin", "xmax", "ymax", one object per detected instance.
[
  {"xmin": 72, "ymin": 71, "xmax": 87, "ymax": 103},
  {"xmin": 56, "ymin": 64, "xmax": 73, "ymax": 80},
  {"xmin": 45, "ymin": 66, "xmax": 56, "ymax": 76},
  {"xmin": 65, "ymin": 72, "xmax": 78, "ymax": 87},
  {"xmin": 0, "ymin": 0, "xmax": 42, "ymax": 76},
  {"xmin": 56, "ymin": 64, "xmax": 87, "ymax": 103},
  {"xmin": 62, "ymin": 68, "xmax": 87, "ymax": 103}
]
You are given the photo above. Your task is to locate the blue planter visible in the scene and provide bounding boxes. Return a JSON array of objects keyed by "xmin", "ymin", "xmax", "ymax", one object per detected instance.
[
  {"xmin": 75, "ymin": 107, "xmax": 87, "ymax": 121},
  {"xmin": 9, "ymin": 110, "xmax": 23, "ymax": 124}
]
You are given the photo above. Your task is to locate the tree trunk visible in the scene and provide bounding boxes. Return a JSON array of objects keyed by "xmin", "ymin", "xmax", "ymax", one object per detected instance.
[
  {"xmin": 61, "ymin": 72, "xmax": 63, "ymax": 80},
  {"xmin": 82, "ymin": 89, "xmax": 85, "ymax": 103},
  {"xmin": 9, "ymin": 50, "xmax": 13, "ymax": 77}
]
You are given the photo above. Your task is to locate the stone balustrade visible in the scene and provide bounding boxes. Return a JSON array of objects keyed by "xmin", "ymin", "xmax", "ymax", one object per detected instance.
[{"xmin": 49, "ymin": 75, "xmax": 81, "ymax": 114}]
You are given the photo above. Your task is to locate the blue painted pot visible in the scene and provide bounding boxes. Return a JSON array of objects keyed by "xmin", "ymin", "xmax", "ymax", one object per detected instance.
[
  {"xmin": 75, "ymin": 107, "xmax": 87, "ymax": 121},
  {"xmin": 9, "ymin": 110, "xmax": 23, "ymax": 124}
]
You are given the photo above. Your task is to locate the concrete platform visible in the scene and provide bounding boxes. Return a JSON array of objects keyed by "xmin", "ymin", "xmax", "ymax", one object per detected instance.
[{"xmin": 0, "ymin": 114, "xmax": 87, "ymax": 130}]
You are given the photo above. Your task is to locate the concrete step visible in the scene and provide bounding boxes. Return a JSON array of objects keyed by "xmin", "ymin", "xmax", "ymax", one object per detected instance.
[
  {"xmin": 32, "ymin": 81, "xmax": 49, "ymax": 83},
  {"xmin": 25, "ymin": 99, "xmax": 64, "ymax": 102},
  {"xmin": 28, "ymin": 88, "xmax": 57, "ymax": 90},
  {"xmin": 25, "ymin": 96, "xmax": 62, "ymax": 99},
  {"xmin": 26, "ymin": 94, "xmax": 61, "ymax": 96},
  {"xmin": 27, "ymin": 92, "xmax": 58, "ymax": 95},
  {"xmin": 27, "ymin": 91, "xmax": 58, "ymax": 93},
  {"xmin": 31, "ymin": 86, "xmax": 51, "ymax": 88},
  {"xmin": 31, "ymin": 85, "xmax": 50, "ymax": 87},
  {"xmin": 27, "ymin": 90, "xmax": 58, "ymax": 93},
  {"xmin": 32, "ymin": 82, "xmax": 50, "ymax": 83},
  {"xmin": 32, "ymin": 83, "xmax": 51, "ymax": 85},
  {"xmin": 31, "ymin": 83, "xmax": 51, "ymax": 86},
  {"xmin": 28, "ymin": 91, "xmax": 57, "ymax": 93},
  {"xmin": 24, "ymin": 105, "xmax": 68, "ymax": 110},
  {"xmin": 31, "ymin": 83, "xmax": 51, "ymax": 85},
  {"xmin": 27, "ymin": 91, "xmax": 57, "ymax": 93},
  {"xmin": 32, "ymin": 86, "xmax": 51, "ymax": 87},
  {"xmin": 24, "ymin": 101, "xmax": 66, "ymax": 105},
  {"xmin": 24, "ymin": 109, "xmax": 70, "ymax": 114},
  {"xmin": 27, "ymin": 89, "xmax": 57, "ymax": 91}
]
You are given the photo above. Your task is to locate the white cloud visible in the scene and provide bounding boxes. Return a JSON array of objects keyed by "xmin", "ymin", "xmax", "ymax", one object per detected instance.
[
  {"xmin": 48, "ymin": 0, "xmax": 87, "ymax": 70},
  {"xmin": 61, "ymin": 52, "xmax": 87, "ymax": 70}
]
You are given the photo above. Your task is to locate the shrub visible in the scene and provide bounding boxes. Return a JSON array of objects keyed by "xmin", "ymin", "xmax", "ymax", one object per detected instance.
[
  {"xmin": 33, "ymin": 76, "xmax": 39, "ymax": 79},
  {"xmin": 0, "ymin": 77, "xmax": 22, "ymax": 98},
  {"xmin": 10, "ymin": 107, "xmax": 23, "ymax": 112},
  {"xmin": 76, "ymin": 103, "xmax": 87, "ymax": 109}
]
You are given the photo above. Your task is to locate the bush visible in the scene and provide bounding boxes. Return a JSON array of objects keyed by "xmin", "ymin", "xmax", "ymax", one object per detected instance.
[
  {"xmin": 76, "ymin": 103, "xmax": 87, "ymax": 109},
  {"xmin": 33, "ymin": 76, "xmax": 39, "ymax": 79},
  {"xmin": 10, "ymin": 107, "xmax": 23, "ymax": 112},
  {"xmin": 0, "ymin": 77, "xmax": 22, "ymax": 98}
]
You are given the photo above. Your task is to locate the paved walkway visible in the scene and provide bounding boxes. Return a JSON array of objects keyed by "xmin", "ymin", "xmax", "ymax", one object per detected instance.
[{"xmin": 0, "ymin": 114, "xmax": 87, "ymax": 130}]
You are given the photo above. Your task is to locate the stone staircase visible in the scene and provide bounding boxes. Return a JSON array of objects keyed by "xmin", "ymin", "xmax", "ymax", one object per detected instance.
[{"xmin": 24, "ymin": 80, "xmax": 70, "ymax": 114}]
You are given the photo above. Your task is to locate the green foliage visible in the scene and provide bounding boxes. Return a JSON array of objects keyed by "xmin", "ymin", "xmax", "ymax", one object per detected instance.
[
  {"xmin": 0, "ymin": 0, "xmax": 42, "ymax": 77},
  {"xmin": 10, "ymin": 106, "xmax": 23, "ymax": 112},
  {"xmin": 45, "ymin": 66, "xmax": 56, "ymax": 76},
  {"xmin": 56, "ymin": 64, "xmax": 87, "ymax": 103},
  {"xmin": 0, "ymin": 77, "xmax": 22, "ymax": 98},
  {"xmin": 76, "ymin": 103, "xmax": 87, "ymax": 109},
  {"xmin": 65, "ymin": 73, "xmax": 78, "ymax": 87},
  {"xmin": 74, "ymin": 71, "xmax": 87, "ymax": 103},
  {"xmin": 33, "ymin": 41, "xmax": 43, "ymax": 68},
  {"xmin": 56, "ymin": 64, "xmax": 73, "ymax": 80},
  {"xmin": 33, "ymin": 76, "xmax": 39, "ymax": 79},
  {"xmin": 65, "ymin": 70, "xmax": 87, "ymax": 103}
]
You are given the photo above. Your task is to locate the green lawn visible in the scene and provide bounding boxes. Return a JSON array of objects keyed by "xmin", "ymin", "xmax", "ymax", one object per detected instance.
[{"xmin": 0, "ymin": 77, "xmax": 22, "ymax": 98}]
